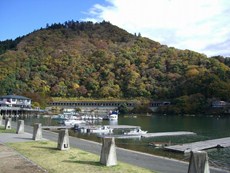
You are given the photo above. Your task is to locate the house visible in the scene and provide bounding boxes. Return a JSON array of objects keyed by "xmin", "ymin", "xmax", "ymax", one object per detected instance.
[{"xmin": 0, "ymin": 95, "xmax": 32, "ymax": 108}]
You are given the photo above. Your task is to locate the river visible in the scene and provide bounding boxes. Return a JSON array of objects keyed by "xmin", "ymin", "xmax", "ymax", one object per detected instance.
[{"xmin": 24, "ymin": 114, "xmax": 230, "ymax": 171}]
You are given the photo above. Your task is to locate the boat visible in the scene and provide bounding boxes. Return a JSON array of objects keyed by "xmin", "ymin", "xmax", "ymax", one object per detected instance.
[
  {"xmin": 89, "ymin": 125, "xmax": 113, "ymax": 134},
  {"xmin": 81, "ymin": 115, "xmax": 103, "ymax": 120},
  {"xmin": 63, "ymin": 119, "xmax": 86, "ymax": 126},
  {"xmin": 51, "ymin": 112, "xmax": 79, "ymax": 121},
  {"xmin": 149, "ymin": 141, "xmax": 172, "ymax": 148},
  {"xmin": 51, "ymin": 114, "xmax": 68, "ymax": 121},
  {"xmin": 124, "ymin": 128, "xmax": 147, "ymax": 135},
  {"xmin": 109, "ymin": 111, "xmax": 118, "ymax": 120}
]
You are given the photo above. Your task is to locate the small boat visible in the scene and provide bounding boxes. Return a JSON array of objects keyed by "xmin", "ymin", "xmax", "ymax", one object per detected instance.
[
  {"xmin": 63, "ymin": 119, "xmax": 86, "ymax": 126},
  {"xmin": 51, "ymin": 114, "xmax": 68, "ymax": 121},
  {"xmin": 51, "ymin": 112, "xmax": 79, "ymax": 121},
  {"xmin": 89, "ymin": 125, "xmax": 113, "ymax": 134},
  {"xmin": 81, "ymin": 115, "xmax": 103, "ymax": 120},
  {"xmin": 124, "ymin": 128, "xmax": 147, "ymax": 135},
  {"xmin": 149, "ymin": 141, "xmax": 172, "ymax": 148},
  {"xmin": 109, "ymin": 111, "xmax": 118, "ymax": 120}
]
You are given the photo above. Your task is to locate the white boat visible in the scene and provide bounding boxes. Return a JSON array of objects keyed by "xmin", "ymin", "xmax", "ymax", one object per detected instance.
[
  {"xmin": 89, "ymin": 126, "xmax": 113, "ymax": 134},
  {"xmin": 51, "ymin": 114, "xmax": 68, "ymax": 121},
  {"xmin": 52, "ymin": 112, "xmax": 79, "ymax": 121},
  {"xmin": 81, "ymin": 115, "xmax": 103, "ymax": 120},
  {"xmin": 109, "ymin": 111, "xmax": 118, "ymax": 120},
  {"xmin": 64, "ymin": 119, "xmax": 86, "ymax": 126},
  {"xmin": 124, "ymin": 128, "xmax": 148, "ymax": 135}
]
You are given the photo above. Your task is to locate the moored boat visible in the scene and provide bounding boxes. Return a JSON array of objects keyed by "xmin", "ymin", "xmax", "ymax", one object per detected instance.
[
  {"xmin": 89, "ymin": 125, "xmax": 113, "ymax": 134},
  {"xmin": 64, "ymin": 119, "xmax": 86, "ymax": 126},
  {"xmin": 124, "ymin": 128, "xmax": 147, "ymax": 135},
  {"xmin": 149, "ymin": 141, "xmax": 172, "ymax": 148},
  {"xmin": 109, "ymin": 111, "xmax": 118, "ymax": 120}
]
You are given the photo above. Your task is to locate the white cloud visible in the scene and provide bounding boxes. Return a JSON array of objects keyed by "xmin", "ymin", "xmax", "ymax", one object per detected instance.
[{"xmin": 85, "ymin": 0, "xmax": 230, "ymax": 57}]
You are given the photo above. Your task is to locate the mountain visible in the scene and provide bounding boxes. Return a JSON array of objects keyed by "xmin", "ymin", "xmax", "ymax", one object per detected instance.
[{"xmin": 0, "ymin": 21, "xmax": 230, "ymax": 112}]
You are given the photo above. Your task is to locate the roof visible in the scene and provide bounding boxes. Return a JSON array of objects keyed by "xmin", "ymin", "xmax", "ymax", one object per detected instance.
[{"xmin": 0, "ymin": 95, "xmax": 31, "ymax": 100}]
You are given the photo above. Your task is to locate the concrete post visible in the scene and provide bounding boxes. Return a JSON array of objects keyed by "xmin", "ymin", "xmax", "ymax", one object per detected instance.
[
  {"xmin": 33, "ymin": 123, "xmax": 42, "ymax": 141},
  {"xmin": 0, "ymin": 115, "xmax": 2, "ymax": 126},
  {"xmin": 5, "ymin": 118, "xmax": 12, "ymax": 129},
  {"xmin": 57, "ymin": 129, "xmax": 70, "ymax": 150},
  {"xmin": 188, "ymin": 151, "xmax": 210, "ymax": 173},
  {"xmin": 100, "ymin": 137, "xmax": 117, "ymax": 166},
  {"xmin": 16, "ymin": 120, "xmax": 24, "ymax": 134}
]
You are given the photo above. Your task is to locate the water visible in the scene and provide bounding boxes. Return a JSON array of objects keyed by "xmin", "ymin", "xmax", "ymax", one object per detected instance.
[{"xmin": 24, "ymin": 114, "xmax": 230, "ymax": 171}]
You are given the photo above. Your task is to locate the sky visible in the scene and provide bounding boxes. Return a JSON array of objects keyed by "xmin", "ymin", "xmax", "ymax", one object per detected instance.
[{"xmin": 0, "ymin": 0, "xmax": 229, "ymax": 57}]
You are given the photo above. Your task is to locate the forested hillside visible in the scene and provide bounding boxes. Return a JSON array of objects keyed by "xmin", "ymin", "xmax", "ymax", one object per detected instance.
[{"xmin": 0, "ymin": 21, "xmax": 230, "ymax": 112}]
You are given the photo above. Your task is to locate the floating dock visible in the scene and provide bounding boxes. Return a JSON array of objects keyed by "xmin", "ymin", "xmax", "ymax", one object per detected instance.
[
  {"xmin": 165, "ymin": 137, "xmax": 230, "ymax": 153},
  {"xmin": 98, "ymin": 134, "xmax": 142, "ymax": 139},
  {"xmin": 99, "ymin": 131, "xmax": 196, "ymax": 139},
  {"xmin": 141, "ymin": 131, "xmax": 196, "ymax": 138},
  {"xmin": 42, "ymin": 126, "xmax": 73, "ymax": 130},
  {"xmin": 105, "ymin": 125, "xmax": 141, "ymax": 129}
]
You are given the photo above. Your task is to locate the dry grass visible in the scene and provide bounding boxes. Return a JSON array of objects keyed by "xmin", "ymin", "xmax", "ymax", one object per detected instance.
[{"xmin": 8, "ymin": 141, "xmax": 155, "ymax": 173}]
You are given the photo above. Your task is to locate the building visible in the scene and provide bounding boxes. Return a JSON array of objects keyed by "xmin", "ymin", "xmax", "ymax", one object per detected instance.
[
  {"xmin": 0, "ymin": 95, "xmax": 32, "ymax": 108},
  {"xmin": 48, "ymin": 100, "xmax": 170, "ymax": 113}
]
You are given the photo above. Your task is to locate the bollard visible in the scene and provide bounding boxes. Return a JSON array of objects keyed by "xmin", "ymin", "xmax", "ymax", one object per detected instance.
[
  {"xmin": 5, "ymin": 118, "xmax": 12, "ymax": 129},
  {"xmin": 16, "ymin": 120, "xmax": 24, "ymax": 134},
  {"xmin": 33, "ymin": 123, "xmax": 42, "ymax": 141},
  {"xmin": 0, "ymin": 115, "xmax": 2, "ymax": 126},
  {"xmin": 57, "ymin": 129, "xmax": 70, "ymax": 150},
  {"xmin": 188, "ymin": 150, "xmax": 210, "ymax": 173},
  {"xmin": 100, "ymin": 137, "xmax": 117, "ymax": 166}
]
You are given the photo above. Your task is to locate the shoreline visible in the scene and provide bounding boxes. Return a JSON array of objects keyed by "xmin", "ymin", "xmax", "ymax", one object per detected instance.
[{"xmin": 0, "ymin": 122, "xmax": 228, "ymax": 173}]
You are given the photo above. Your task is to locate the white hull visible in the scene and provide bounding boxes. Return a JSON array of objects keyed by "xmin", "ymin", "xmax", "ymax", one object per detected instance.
[
  {"xmin": 124, "ymin": 128, "xmax": 147, "ymax": 135},
  {"xmin": 109, "ymin": 113, "xmax": 118, "ymax": 120},
  {"xmin": 64, "ymin": 119, "xmax": 86, "ymax": 126}
]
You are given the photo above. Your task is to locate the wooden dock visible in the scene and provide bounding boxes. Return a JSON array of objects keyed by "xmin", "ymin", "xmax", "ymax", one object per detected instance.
[
  {"xmin": 141, "ymin": 131, "xmax": 196, "ymax": 138},
  {"xmin": 165, "ymin": 137, "xmax": 230, "ymax": 153}
]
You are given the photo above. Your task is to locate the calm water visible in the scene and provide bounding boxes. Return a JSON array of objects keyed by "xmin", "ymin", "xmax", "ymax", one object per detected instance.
[{"xmin": 24, "ymin": 114, "xmax": 230, "ymax": 171}]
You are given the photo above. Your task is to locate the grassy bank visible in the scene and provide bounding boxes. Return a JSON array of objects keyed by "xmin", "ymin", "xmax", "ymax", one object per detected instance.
[
  {"xmin": 8, "ymin": 141, "xmax": 155, "ymax": 173},
  {"xmin": 0, "ymin": 126, "xmax": 16, "ymax": 133}
]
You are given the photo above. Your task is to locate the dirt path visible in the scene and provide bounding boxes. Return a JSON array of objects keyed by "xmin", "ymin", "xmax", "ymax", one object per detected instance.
[{"xmin": 0, "ymin": 144, "xmax": 47, "ymax": 173}]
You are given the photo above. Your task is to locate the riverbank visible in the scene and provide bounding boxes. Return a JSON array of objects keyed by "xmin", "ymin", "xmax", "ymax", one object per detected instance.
[
  {"xmin": 0, "ymin": 129, "xmax": 154, "ymax": 173},
  {"xmin": 0, "ymin": 122, "xmax": 226, "ymax": 173},
  {"xmin": 0, "ymin": 123, "xmax": 228, "ymax": 173}
]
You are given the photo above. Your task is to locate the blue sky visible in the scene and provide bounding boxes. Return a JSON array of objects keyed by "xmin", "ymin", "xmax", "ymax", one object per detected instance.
[{"xmin": 0, "ymin": 0, "xmax": 229, "ymax": 57}]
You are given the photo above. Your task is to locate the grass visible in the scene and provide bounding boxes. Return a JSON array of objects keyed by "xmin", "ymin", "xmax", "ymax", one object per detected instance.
[
  {"xmin": 8, "ymin": 141, "xmax": 156, "ymax": 173},
  {"xmin": 0, "ymin": 126, "xmax": 16, "ymax": 133}
]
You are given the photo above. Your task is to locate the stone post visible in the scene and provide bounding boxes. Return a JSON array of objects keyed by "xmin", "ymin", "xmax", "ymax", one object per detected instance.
[
  {"xmin": 188, "ymin": 150, "xmax": 210, "ymax": 173},
  {"xmin": 57, "ymin": 129, "xmax": 70, "ymax": 150},
  {"xmin": 33, "ymin": 123, "xmax": 42, "ymax": 141},
  {"xmin": 100, "ymin": 137, "xmax": 117, "ymax": 166},
  {"xmin": 16, "ymin": 120, "xmax": 24, "ymax": 134},
  {"xmin": 5, "ymin": 117, "xmax": 12, "ymax": 129},
  {"xmin": 0, "ymin": 115, "xmax": 3, "ymax": 126}
]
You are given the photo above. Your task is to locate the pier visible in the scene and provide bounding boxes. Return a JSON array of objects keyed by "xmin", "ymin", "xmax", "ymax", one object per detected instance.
[
  {"xmin": 142, "ymin": 131, "xmax": 196, "ymax": 138},
  {"xmin": 99, "ymin": 131, "xmax": 196, "ymax": 139},
  {"xmin": 98, "ymin": 134, "xmax": 142, "ymax": 139},
  {"xmin": 165, "ymin": 137, "xmax": 230, "ymax": 153},
  {"xmin": 42, "ymin": 126, "xmax": 73, "ymax": 130}
]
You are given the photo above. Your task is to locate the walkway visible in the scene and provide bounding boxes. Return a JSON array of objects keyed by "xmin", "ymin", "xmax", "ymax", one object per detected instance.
[{"xmin": 165, "ymin": 137, "xmax": 230, "ymax": 153}]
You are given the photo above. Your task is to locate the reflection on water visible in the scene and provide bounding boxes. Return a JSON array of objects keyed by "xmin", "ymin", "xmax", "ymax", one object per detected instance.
[
  {"xmin": 109, "ymin": 119, "xmax": 118, "ymax": 125},
  {"xmin": 24, "ymin": 114, "xmax": 230, "ymax": 171}
]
